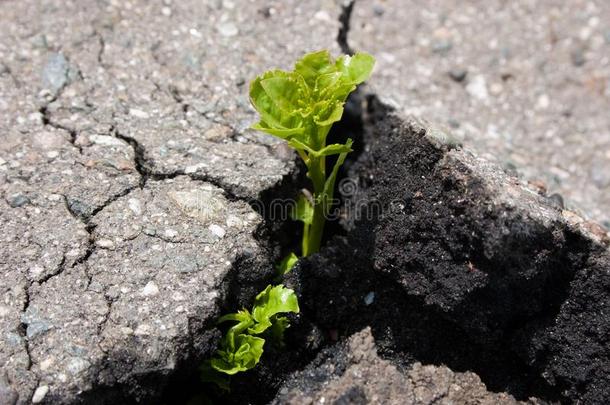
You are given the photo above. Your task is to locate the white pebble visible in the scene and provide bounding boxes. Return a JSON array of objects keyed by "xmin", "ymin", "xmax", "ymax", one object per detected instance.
[
  {"xmin": 226, "ymin": 215, "xmax": 243, "ymax": 228},
  {"xmin": 466, "ymin": 75, "xmax": 489, "ymax": 101},
  {"xmin": 95, "ymin": 239, "xmax": 115, "ymax": 249},
  {"xmin": 141, "ymin": 281, "xmax": 160, "ymax": 296},
  {"xmin": 209, "ymin": 224, "xmax": 226, "ymax": 238},
  {"xmin": 39, "ymin": 357, "xmax": 54, "ymax": 371},
  {"xmin": 128, "ymin": 198, "xmax": 142, "ymax": 215},
  {"xmin": 217, "ymin": 22, "xmax": 238, "ymax": 37},
  {"xmin": 89, "ymin": 135, "xmax": 124, "ymax": 147},
  {"xmin": 314, "ymin": 10, "xmax": 331, "ymax": 22},
  {"xmin": 189, "ymin": 28, "xmax": 202, "ymax": 38},
  {"xmin": 134, "ymin": 323, "xmax": 152, "ymax": 336},
  {"xmin": 536, "ymin": 94, "xmax": 550, "ymax": 110},
  {"xmin": 129, "ymin": 108, "xmax": 149, "ymax": 119},
  {"xmin": 32, "ymin": 385, "xmax": 49, "ymax": 403},
  {"xmin": 164, "ymin": 228, "xmax": 178, "ymax": 238}
]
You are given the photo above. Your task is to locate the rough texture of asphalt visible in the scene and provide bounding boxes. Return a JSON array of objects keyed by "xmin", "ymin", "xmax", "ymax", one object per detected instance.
[
  {"xmin": 350, "ymin": 0, "xmax": 610, "ymax": 228},
  {"xmin": 274, "ymin": 328, "xmax": 539, "ymax": 405},
  {"xmin": 0, "ymin": 0, "xmax": 341, "ymax": 403}
]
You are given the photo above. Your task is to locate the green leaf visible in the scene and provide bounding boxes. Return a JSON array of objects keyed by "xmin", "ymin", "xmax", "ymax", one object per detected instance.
[
  {"xmin": 259, "ymin": 73, "xmax": 304, "ymax": 113},
  {"xmin": 249, "ymin": 285, "xmax": 299, "ymax": 335},
  {"xmin": 336, "ymin": 52, "xmax": 376, "ymax": 84},
  {"xmin": 315, "ymin": 143, "xmax": 353, "ymax": 157},
  {"xmin": 276, "ymin": 252, "xmax": 299, "ymax": 276},
  {"xmin": 218, "ymin": 310, "xmax": 254, "ymax": 335},
  {"xmin": 294, "ymin": 50, "xmax": 334, "ymax": 88},
  {"xmin": 211, "ymin": 334, "xmax": 265, "ymax": 375},
  {"xmin": 287, "ymin": 138, "xmax": 316, "ymax": 155},
  {"xmin": 322, "ymin": 138, "xmax": 353, "ymax": 210},
  {"xmin": 269, "ymin": 315, "xmax": 290, "ymax": 346},
  {"xmin": 217, "ymin": 310, "xmax": 252, "ymax": 326},
  {"xmin": 313, "ymin": 101, "xmax": 344, "ymax": 127},
  {"xmin": 249, "ymin": 71, "xmax": 305, "ymax": 136},
  {"xmin": 315, "ymin": 72, "xmax": 342, "ymax": 93},
  {"xmin": 251, "ymin": 121, "xmax": 305, "ymax": 139},
  {"xmin": 291, "ymin": 194, "xmax": 313, "ymax": 224}
]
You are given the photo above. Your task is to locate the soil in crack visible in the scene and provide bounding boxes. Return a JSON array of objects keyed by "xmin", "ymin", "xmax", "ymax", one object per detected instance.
[{"xmin": 281, "ymin": 97, "xmax": 608, "ymax": 404}]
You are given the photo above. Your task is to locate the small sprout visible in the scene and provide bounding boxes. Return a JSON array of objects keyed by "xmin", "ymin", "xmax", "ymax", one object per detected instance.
[
  {"xmin": 250, "ymin": 50, "xmax": 375, "ymax": 256},
  {"xmin": 202, "ymin": 285, "xmax": 299, "ymax": 388},
  {"xmin": 276, "ymin": 252, "xmax": 299, "ymax": 276}
]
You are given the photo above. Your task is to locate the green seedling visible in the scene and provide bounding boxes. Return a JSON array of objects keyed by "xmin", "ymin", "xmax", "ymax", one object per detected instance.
[
  {"xmin": 202, "ymin": 284, "xmax": 299, "ymax": 389},
  {"xmin": 202, "ymin": 50, "xmax": 374, "ymax": 392},
  {"xmin": 250, "ymin": 49, "xmax": 375, "ymax": 261}
]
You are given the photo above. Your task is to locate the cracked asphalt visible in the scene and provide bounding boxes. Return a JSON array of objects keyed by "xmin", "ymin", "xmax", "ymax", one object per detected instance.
[
  {"xmin": 0, "ymin": 0, "xmax": 341, "ymax": 402},
  {"xmin": 0, "ymin": 0, "xmax": 608, "ymax": 403}
]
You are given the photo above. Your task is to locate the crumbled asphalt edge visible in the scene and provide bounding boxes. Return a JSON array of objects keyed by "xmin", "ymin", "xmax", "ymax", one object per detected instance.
[{"xmin": 277, "ymin": 96, "xmax": 610, "ymax": 404}]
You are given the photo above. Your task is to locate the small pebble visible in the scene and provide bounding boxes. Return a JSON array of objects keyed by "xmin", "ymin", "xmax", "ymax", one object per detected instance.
[
  {"xmin": 217, "ymin": 22, "xmax": 238, "ymax": 37},
  {"xmin": 42, "ymin": 53, "xmax": 69, "ymax": 92},
  {"xmin": 209, "ymin": 224, "xmax": 226, "ymax": 238},
  {"xmin": 466, "ymin": 75, "xmax": 489, "ymax": 101},
  {"xmin": 364, "ymin": 291, "xmax": 375, "ymax": 306},
  {"xmin": 448, "ymin": 68, "xmax": 467, "ymax": 83},
  {"xmin": 571, "ymin": 47, "xmax": 586, "ymax": 67},
  {"xmin": 547, "ymin": 193, "xmax": 564, "ymax": 209},
  {"xmin": 128, "ymin": 198, "xmax": 142, "ymax": 215},
  {"xmin": 141, "ymin": 281, "xmax": 160, "ymax": 297},
  {"xmin": 95, "ymin": 239, "xmax": 116, "ymax": 250},
  {"xmin": 431, "ymin": 39, "xmax": 453, "ymax": 54},
  {"xmin": 7, "ymin": 194, "xmax": 30, "ymax": 208},
  {"xmin": 164, "ymin": 229, "xmax": 178, "ymax": 239},
  {"xmin": 536, "ymin": 94, "xmax": 550, "ymax": 109},
  {"xmin": 32, "ymin": 385, "xmax": 49, "ymax": 403},
  {"xmin": 129, "ymin": 108, "xmax": 149, "ymax": 119}
]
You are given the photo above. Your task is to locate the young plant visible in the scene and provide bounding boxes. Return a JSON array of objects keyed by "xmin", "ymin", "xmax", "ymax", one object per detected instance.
[
  {"xmin": 202, "ymin": 284, "xmax": 299, "ymax": 390},
  {"xmin": 201, "ymin": 50, "xmax": 375, "ymax": 391},
  {"xmin": 250, "ymin": 50, "xmax": 375, "ymax": 260}
]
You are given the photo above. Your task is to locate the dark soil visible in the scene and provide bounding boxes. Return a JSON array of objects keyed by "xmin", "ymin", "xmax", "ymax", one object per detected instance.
[{"xmin": 162, "ymin": 97, "xmax": 610, "ymax": 405}]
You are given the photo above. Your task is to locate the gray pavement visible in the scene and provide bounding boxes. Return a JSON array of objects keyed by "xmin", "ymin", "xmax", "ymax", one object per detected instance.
[
  {"xmin": 351, "ymin": 0, "xmax": 610, "ymax": 227},
  {"xmin": 0, "ymin": 0, "xmax": 342, "ymax": 402},
  {"xmin": 274, "ymin": 328, "xmax": 536, "ymax": 405}
]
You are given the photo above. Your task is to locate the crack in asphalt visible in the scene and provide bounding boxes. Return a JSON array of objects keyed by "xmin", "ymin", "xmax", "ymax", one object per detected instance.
[
  {"xmin": 12, "ymin": 1, "xmax": 364, "ymax": 401},
  {"xmin": 39, "ymin": 105, "xmax": 82, "ymax": 153},
  {"xmin": 18, "ymin": 284, "xmax": 33, "ymax": 372},
  {"xmin": 338, "ymin": 0, "xmax": 355, "ymax": 54},
  {"xmin": 113, "ymin": 128, "xmax": 244, "ymax": 202}
]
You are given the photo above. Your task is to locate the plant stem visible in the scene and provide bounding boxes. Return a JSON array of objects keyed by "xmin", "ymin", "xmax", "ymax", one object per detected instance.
[{"xmin": 304, "ymin": 155, "xmax": 326, "ymax": 256}]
